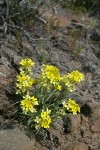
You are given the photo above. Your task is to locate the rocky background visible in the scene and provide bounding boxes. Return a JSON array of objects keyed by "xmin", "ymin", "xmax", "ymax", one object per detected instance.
[{"xmin": 0, "ymin": 0, "xmax": 100, "ymax": 150}]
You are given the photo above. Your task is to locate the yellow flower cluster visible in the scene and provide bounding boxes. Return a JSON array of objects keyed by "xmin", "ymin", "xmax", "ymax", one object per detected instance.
[
  {"xmin": 62, "ymin": 99, "xmax": 80, "ymax": 114},
  {"xmin": 65, "ymin": 70, "xmax": 84, "ymax": 83},
  {"xmin": 61, "ymin": 70, "xmax": 84, "ymax": 92},
  {"xmin": 20, "ymin": 58, "xmax": 35, "ymax": 72},
  {"xmin": 16, "ymin": 72, "xmax": 34, "ymax": 94},
  {"xmin": 20, "ymin": 93, "xmax": 38, "ymax": 113},
  {"xmin": 16, "ymin": 58, "xmax": 35, "ymax": 94},
  {"xmin": 40, "ymin": 64, "xmax": 61, "ymax": 90},
  {"xmin": 39, "ymin": 65, "xmax": 84, "ymax": 92},
  {"xmin": 35, "ymin": 108, "xmax": 52, "ymax": 129},
  {"xmin": 16, "ymin": 58, "xmax": 84, "ymax": 130}
]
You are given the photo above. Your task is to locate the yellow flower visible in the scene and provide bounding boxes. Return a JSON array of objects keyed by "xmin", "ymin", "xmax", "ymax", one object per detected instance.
[
  {"xmin": 20, "ymin": 58, "xmax": 35, "ymax": 68},
  {"xmin": 41, "ymin": 108, "xmax": 51, "ymax": 118},
  {"xmin": 62, "ymin": 99, "xmax": 80, "ymax": 114},
  {"xmin": 16, "ymin": 72, "xmax": 34, "ymax": 93},
  {"xmin": 35, "ymin": 116, "xmax": 41, "ymax": 124},
  {"xmin": 61, "ymin": 76, "xmax": 75, "ymax": 92},
  {"xmin": 56, "ymin": 84, "xmax": 62, "ymax": 90},
  {"xmin": 35, "ymin": 108, "xmax": 52, "ymax": 129},
  {"xmin": 41, "ymin": 109, "xmax": 51, "ymax": 128},
  {"xmin": 40, "ymin": 64, "xmax": 61, "ymax": 90},
  {"xmin": 61, "ymin": 70, "xmax": 84, "ymax": 92},
  {"xmin": 41, "ymin": 116, "xmax": 51, "ymax": 128},
  {"xmin": 34, "ymin": 116, "xmax": 42, "ymax": 130},
  {"xmin": 62, "ymin": 101, "xmax": 69, "ymax": 109},
  {"xmin": 66, "ymin": 70, "xmax": 84, "ymax": 83},
  {"xmin": 20, "ymin": 94, "xmax": 38, "ymax": 113}
]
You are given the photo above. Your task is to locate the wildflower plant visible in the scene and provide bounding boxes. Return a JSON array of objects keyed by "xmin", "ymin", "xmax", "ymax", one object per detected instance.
[{"xmin": 16, "ymin": 58, "xmax": 85, "ymax": 131}]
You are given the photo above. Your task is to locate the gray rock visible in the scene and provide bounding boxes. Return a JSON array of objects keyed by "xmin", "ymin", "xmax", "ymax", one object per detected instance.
[
  {"xmin": 0, "ymin": 127, "xmax": 34, "ymax": 150},
  {"xmin": 64, "ymin": 143, "xmax": 88, "ymax": 150},
  {"xmin": 64, "ymin": 114, "xmax": 81, "ymax": 132},
  {"xmin": 0, "ymin": 115, "xmax": 4, "ymax": 124},
  {"xmin": 91, "ymin": 119, "xmax": 100, "ymax": 132}
]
